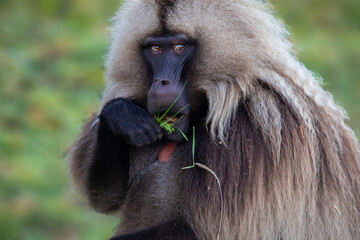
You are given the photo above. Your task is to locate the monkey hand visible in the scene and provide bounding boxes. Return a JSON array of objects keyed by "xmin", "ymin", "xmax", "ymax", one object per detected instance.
[{"xmin": 99, "ymin": 98, "xmax": 163, "ymax": 146}]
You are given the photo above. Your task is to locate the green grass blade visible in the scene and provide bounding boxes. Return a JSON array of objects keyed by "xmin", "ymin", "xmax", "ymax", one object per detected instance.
[
  {"xmin": 171, "ymin": 103, "xmax": 190, "ymax": 119},
  {"xmin": 181, "ymin": 126, "xmax": 195, "ymax": 169},
  {"xmin": 177, "ymin": 128, "xmax": 189, "ymax": 141},
  {"xmin": 156, "ymin": 101, "xmax": 161, "ymax": 119},
  {"xmin": 159, "ymin": 119, "xmax": 172, "ymax": 127},
  {"xmin": 181, "ymin": 165, "xmax": 195, "ymax": 170}
]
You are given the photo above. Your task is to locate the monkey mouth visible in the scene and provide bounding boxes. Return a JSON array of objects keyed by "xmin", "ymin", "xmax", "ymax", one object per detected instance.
[{"xmin": 162, "ymin": 114, "xmax": 184, "ymax": 124}]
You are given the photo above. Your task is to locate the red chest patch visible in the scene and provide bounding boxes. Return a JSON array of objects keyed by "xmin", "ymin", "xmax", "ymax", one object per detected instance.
[{"xmin": 158, "ymin": 142, "xmax": 178, "ymax": 162}]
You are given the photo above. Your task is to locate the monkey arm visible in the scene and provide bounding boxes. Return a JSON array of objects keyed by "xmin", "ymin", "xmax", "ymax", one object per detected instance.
[
  {"xmin": 68, "ymin": 99, "xmax": 163, "ymax": 214},
  {"xmin": 68, "ymin": 113, "xmax": 130, "ymax": 214}
]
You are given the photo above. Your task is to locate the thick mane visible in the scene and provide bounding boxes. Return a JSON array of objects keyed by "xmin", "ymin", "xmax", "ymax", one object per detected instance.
[
  {"xmin": 165, "ymin": 0, "xmax": 350, "ymax": 142},
  {"xmin": 183, "ymin": 78, "xmax": 360, "ymax": 239},
  {"xmin": 104, "ymin": 0, "xmax": 352, "ymax": 142},
  {"xmin": 103, "ymin": 1, "xmax": 360, "ymax": 238},
  {"xmin": 72, "ymin": 0, "xmax": 360, "ymax": 239}
]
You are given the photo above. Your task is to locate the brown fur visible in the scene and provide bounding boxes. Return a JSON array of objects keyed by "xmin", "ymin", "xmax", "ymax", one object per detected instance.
[{"xmin": 68, "ymin": 0, "xmax": 360, "ymax": 239}]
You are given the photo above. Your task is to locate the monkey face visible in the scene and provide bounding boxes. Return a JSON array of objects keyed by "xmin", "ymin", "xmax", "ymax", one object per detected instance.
[{"xmin": 142, "ymin": 34, "xmax": 196, "ymax": 142}]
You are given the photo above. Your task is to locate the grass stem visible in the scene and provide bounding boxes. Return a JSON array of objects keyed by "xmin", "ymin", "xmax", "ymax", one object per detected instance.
[{"xmin": 181, "ymin": 127, "xmax": 224, "ymax": 240}]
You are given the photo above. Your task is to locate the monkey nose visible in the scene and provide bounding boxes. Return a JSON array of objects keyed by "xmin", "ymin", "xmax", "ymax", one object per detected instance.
[
  {"xmin": 154, "ymin": 79, "xmax": 170, "ymax": 86},
  {"xmin": 147, "ymin": 82, "xmax": 182, "ymax": 115}
]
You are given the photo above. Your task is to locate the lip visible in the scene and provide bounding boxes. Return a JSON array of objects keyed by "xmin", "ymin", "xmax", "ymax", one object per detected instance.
[
  {"xmin": 160, "ymin": 113, "xmax": 189, "ymax": 142},
  {"xmin": 162, "ymin": 114, "xmax": 184, "ymax": 124}
]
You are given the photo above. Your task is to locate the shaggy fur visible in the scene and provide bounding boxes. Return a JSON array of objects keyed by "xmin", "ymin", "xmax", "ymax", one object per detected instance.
[{"xmin": 68, "ymin": 0, "xmax": 360, "ymax": 239}]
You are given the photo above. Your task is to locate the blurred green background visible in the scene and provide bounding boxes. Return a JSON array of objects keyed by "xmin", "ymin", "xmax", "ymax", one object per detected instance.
[{"xmin": 0, "ymin": 0, "xmax": 359, "ymax": 239}]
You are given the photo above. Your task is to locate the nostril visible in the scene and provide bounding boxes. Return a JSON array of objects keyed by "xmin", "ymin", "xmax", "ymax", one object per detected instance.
[
  {"xmin": 161, "ymin": 80, "xmax": 169, "ymax": 86},
  {"xmin": 154, "ymin": 79, "xmax": 170, "ymax": 86}
]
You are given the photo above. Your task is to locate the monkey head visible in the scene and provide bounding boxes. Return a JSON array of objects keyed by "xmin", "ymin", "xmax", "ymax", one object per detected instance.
[
  {"xmin": 143, "ymin": 34, "xmax": 196, "ymax": 141},
  {"xmin": 69, "ymin": 1, "xmax": 360, "ymax": 239}
]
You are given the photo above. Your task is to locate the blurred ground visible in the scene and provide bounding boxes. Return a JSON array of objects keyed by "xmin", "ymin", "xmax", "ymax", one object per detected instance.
[{"xmin": 0, "ymin": 0, "xmax": 359, "ymax": 239}]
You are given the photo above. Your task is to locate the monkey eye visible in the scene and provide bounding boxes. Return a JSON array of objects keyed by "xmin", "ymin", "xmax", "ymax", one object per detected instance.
[
  {"xmin": 173, "ymin": 44, "xmax": 185, "ymax": 52},
  {"xmin": 151, "ymin": 45, "xmax": 162, "ymax": 53}
]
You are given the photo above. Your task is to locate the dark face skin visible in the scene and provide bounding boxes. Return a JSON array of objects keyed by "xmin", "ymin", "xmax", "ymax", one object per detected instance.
[{"xmin": 143, "ymin": 34, "xmax": 196, "ymax": 141}]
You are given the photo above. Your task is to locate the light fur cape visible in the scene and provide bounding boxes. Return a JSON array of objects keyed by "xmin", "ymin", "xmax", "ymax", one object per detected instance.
[{"xmin": 71, "ymin": 0, "xmax": 360, "ymax": 239}]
